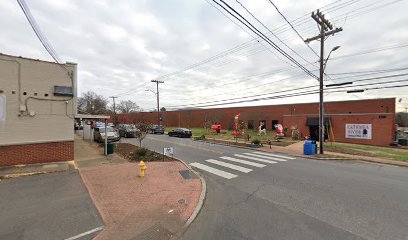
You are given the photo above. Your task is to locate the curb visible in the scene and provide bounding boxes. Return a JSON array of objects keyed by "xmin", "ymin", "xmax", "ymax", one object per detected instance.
[
  {"xmin": 0, "ymin": 161, "xmax": 76, "ymax": 180},
  {"xmin": 171, "ymin": 156, "xmax": 207, "ymax": 239}
]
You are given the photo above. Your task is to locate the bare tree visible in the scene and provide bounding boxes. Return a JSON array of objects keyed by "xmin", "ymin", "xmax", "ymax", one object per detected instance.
[
  {"xmin": 77, "ymin": 91, "xmax": 108, "ymax": 114},
  {"xmin": 133, "ymin": 121, "xmax": 151, "ymax": 147},
  {"xmin": 160, "ymin": 107, "xmax": 166, "ymax": 112},
  {"xmin": 117, "ymin": 100, "xmax": 141, "ymax": 114}
]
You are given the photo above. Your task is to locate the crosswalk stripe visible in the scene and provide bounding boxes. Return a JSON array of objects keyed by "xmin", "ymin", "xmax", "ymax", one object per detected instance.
[
  {"xmin": 234, "ymin": 154, "xmax": 277, "ymax": 164},
  {"xmin": 243, "ymin": 153, "xmax": 287, "ymax": 162},
  {"xmin": 252, "ymin": 151, "xmax": 296, "ymax": 160},
  {"xmin": 206, "ymin": 159, "xmax": 252, "ymax": 173},
  {"xmin": 190, "ymin": 162, "xmax": 237, "ymax": 179},
  {"xmin": 220, "ymin": 156, "xmax": 266, "ymax": 168}
]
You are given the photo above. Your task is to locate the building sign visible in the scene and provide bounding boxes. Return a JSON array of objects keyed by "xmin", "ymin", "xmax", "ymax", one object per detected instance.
[
  {"xmin": 0, "ymin": 95, "xmax": 5, "ymax": 121},
  {"xmin": 345, "ymin": 124, "xmax": 372, "ymax": 139},
  {"xmin": 163, "ymin": 147, "xmax": 174, "ymax": 156}
]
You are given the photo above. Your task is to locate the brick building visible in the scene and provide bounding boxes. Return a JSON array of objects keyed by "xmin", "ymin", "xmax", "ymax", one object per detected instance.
[
  {"xmin": 113, "ymin": 98, "xmax": 396, "ymax": 147},
  {"xmin": 0, "ymin": 53, "xmax": 77, "ymax": 167}
]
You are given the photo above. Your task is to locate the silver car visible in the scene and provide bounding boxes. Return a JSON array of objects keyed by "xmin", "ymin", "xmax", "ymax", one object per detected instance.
[{"xmin": 94, "ymin": 126, "xmax": 121, "ymax": 143}]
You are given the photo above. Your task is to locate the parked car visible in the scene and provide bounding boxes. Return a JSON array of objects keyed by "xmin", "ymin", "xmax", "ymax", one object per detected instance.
[
  {"xmin": 168, "ymin": 128, "xmax": 192, "ymax": 138},
  {"xmin": 149, "ymin": 125, "xmax": 165, "ymax": 134},
  {"xmin": 117, "ymin": 124, "xmax": 139, "ymax": 138},
  {"xmin": 94, "ymin": 126, "xmax": 121, "ymax": 143}
]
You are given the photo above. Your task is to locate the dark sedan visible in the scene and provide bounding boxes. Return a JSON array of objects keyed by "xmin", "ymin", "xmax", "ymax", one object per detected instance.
[
  {"xmin": 149, "ymin": 125, "xmax": 165, "ymax": 134},
  {"xmin": 168, "ymin": 128, "xmax": 192, "ymax": 138},
  {"xmin": 117, "ymin": 124, "xmax": 139, "ymax": 138}
]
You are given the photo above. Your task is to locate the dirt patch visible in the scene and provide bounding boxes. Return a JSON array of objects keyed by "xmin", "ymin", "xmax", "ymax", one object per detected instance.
[
  {"xmin": 265, "ymin": 141, "xmax": 295, "ymax": 147},
  {"xmin": 310, "ymin": 154, "xmax": 353, "ymax": 159},
  {"xmin": 115, "ymin": 143, "xmax": 175, "ymax": 162},
  {"xmin": 325, "ymin": 146, "xmax": 378, "ymax": 158}
]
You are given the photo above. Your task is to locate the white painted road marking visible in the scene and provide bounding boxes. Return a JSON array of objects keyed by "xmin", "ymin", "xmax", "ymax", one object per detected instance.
[
  {"xmin": 64, "ymin": 226, "xmax": 103, "ymax": 240},
  {"xmin": 220, "ymin": 156, "xmax": 266, "ymax": 168},
  {"xmin": 190, "ymin": 162, "xmax": 238, "ymax": 179},
  {"xmin": 252, "ymin": 151, "xmax": 296, "ymax": 160},
  {"xmin": 206, "ymin": 159, "xmax": 253, "ymax": 173},
  {"xmin": 234, "ymin": 154, "xmax": 278, "ymax": 164},
  {"xmin": 243, "ymin": 153, "xmax": 287, "ymax": 162}
]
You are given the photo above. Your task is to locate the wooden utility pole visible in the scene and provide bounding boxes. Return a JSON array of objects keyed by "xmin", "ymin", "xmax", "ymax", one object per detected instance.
[
  {"xmin": 109, "ymin": 96, "xmax": 118, "ymax": 114},
  {"xmin": 151, "ymin": 80, "xmax": 164, "ymax": 125},
  {"xmin": 305, "ymin": 10, "xmax": 342, "ymax": 154}
]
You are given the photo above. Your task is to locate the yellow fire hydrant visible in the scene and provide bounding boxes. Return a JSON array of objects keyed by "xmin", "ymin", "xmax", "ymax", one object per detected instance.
[{"xmin": 138, "ymin": 161, "xmax": 147, "ymax": 177}]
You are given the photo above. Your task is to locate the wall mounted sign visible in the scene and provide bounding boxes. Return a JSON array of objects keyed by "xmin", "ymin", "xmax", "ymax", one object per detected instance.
[{"xmin": 345, "ymin": 124, "xmax": 372, "ymax": 139}]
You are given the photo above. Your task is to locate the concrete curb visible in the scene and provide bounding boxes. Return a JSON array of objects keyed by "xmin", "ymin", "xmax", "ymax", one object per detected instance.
[
  {"xmin": 0, "ymin": 161, "xmax": 75, "ymax": 179},
  {"xmin": 171, "ymin": 156, "xmax": 207, "ymax": 239}
]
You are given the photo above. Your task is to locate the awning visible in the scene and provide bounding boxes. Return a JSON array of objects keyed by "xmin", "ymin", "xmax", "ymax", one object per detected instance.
[
  {"xmin": 307, "ymin": 117, "xmax": 331, "ymax": 126},
  {"xmin": 75, "ymin": 114, "xmax": 110, "ymax": 119}
]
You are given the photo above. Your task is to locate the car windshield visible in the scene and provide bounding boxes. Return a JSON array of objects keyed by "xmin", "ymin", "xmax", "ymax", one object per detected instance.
[{"xmin": 99, "ymin": 127, "xmax": 116, "ymax": 133}]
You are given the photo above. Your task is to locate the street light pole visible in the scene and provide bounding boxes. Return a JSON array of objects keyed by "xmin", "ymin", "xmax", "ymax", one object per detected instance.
[{"xmin": 150, "ymin": 80, "xmax": 164, "ymax": 125}]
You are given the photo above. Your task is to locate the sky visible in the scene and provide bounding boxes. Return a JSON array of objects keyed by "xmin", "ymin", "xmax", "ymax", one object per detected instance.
[{"xmin": 1, "ymin": 0, "xmax": 408, "ymax": 112}]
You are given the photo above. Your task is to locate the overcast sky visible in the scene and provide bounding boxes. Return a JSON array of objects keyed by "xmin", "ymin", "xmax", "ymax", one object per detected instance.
[{"xmin": 1, "ymin": 0, "xmax": 408, "ymax": 111}]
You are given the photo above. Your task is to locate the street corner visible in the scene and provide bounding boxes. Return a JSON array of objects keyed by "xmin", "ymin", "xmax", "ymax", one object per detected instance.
[{"xmin": 78, "ymin": 160, "xmax": 203, "ymax": 240}]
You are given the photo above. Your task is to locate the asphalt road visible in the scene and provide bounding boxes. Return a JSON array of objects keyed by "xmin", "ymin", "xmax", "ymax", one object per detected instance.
[
  {"xmin": 124, "ymin": 134, "xmax": 408, "ymax": 240},
  {"xmin": 0, "ymin": 171, "xmax": 103, "ymax": 240}
]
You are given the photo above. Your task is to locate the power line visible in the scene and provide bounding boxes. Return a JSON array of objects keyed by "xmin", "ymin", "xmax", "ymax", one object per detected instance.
[
  {"xmin": 167, "ymin": 81, "xmax": 408, "ymax": 109},
  {"xmin": 214, "ymin": 0, "xmax": 318, "ymax": 79},
  {"xmin": 266, "ymin": 0, "xmax": 319, "ymax": 58},
  {"xmin": 17, "ymin": 0, "xmax": 62, "ymax": 64},
  {"xmin": 235, "ymin": 0, "xmax": 315, "ymax": 65}
]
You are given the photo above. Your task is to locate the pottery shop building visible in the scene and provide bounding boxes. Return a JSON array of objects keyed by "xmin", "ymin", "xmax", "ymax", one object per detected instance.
[{"xmin": 114, "ymin": 98, "xmax": 396, "ymax": 147}]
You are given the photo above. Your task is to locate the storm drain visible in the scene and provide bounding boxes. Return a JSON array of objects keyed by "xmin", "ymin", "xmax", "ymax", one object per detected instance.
[{"xmin": 179, "ymin": 170, "xmax": 198, "ymax": 180}]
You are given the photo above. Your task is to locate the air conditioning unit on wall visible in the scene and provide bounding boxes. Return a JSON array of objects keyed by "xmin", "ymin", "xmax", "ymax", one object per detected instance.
[{"xmin": 54, "ymin": 86, "xmax": 73, "ymax": 97}]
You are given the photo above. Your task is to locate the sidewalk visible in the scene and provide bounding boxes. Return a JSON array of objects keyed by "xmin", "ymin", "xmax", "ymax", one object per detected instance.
[{"xmin": 75, "ymin": 135, "xmax": 204, "ymax": 239}]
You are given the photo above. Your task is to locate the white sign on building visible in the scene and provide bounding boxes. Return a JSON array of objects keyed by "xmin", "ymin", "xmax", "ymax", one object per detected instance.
[
  {"xmin": 0, "ymin": 95, "xmax": 5, "ymax": 121},
  {"xmin": 345, "ymin": 124, "xmax": 372, "ymax": 139}
]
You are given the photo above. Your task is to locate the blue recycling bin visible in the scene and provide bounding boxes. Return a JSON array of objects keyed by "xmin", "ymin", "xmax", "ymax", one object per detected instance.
[{"xmin": 303, "ymin": 141, "xmax": 316, "ymax": 155}]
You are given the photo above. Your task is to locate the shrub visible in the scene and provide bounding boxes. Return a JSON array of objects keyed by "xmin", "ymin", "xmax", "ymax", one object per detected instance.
[
  {"xmin": 135, "ymin": 147, "xmax": 148, "ymax": 157},
  {"xmin": 252, "ymin": 139, "xmax": 261, "ymax": 145}
]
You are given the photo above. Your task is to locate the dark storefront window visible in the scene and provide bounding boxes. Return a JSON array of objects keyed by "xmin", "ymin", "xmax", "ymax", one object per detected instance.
[
  {"xmin": 248, "ymin": 120, "xmax": 254, "ymax": 130},
  {"xmin": 272, "ymin": 120, "xmax": 279, "ymax": 130}
]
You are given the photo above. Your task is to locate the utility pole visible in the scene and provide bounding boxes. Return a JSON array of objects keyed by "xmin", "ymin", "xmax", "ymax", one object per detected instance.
[
  {"xmin": 151, "ymin": 80, "xmax": 164, "ymax": 125},
  {"xmin": 109, "ymin": 96, "xmax": 118, "ymax": 114},
  {"xmin": 305, "ymin": 9, "xmax": 342, "ymax": 154}
]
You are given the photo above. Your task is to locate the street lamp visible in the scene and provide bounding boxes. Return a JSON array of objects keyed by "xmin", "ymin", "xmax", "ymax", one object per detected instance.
[
  {"xmin": 323, "ymin": 46, "xmax": 340, "ymax": 71},
  {"xmin": 145, "ymin": 88, "xmax": 161, "ymax": 125}
]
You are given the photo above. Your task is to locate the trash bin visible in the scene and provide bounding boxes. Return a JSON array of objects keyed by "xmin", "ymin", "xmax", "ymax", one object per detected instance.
[
  {"xmin": 303, "ymin": 141, "xmax": 313, "ymax": 155},
  {"xmin": 312, "ymin": 140, "xmax": 317, "ymax": 154},
  {"xmin": 107, "ymin": 142, "xmax": 115, "ymax": 154},
  {"xmin": 304, "ymin": 140, "xmax": 317, "ymax": 155}
]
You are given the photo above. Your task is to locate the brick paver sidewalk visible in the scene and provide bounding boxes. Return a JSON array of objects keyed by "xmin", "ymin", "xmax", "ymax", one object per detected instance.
[{"xmin": 80, "ymin": 161, "xmax": 202, "ymax": 240}]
